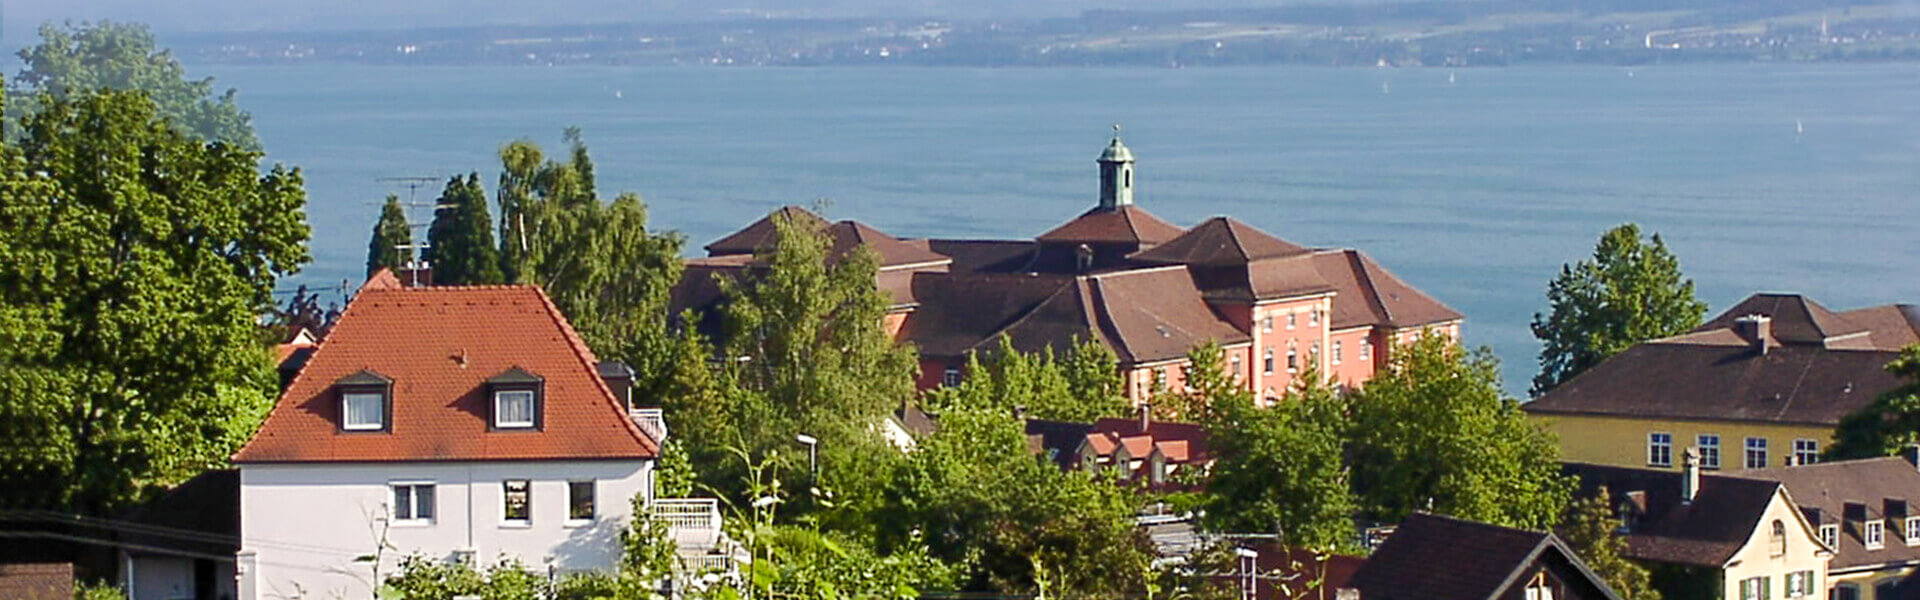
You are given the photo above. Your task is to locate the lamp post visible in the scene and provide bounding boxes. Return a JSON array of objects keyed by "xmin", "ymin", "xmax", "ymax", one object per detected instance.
[{"xmin": 795, "ymin": 433, "xmax": 819, "ymax": 481}]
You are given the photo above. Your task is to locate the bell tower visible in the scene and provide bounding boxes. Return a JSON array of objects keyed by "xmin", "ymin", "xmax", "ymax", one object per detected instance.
[{"xmin": 1097, "ymin": 124, "xmax": 1135, "ymax": 210}]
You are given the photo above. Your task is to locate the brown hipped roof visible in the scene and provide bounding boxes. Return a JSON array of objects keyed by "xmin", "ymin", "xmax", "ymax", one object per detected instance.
[
  {"xmin": 703, "ymin": 205, "xmax": 951, "ymax": 269},
  {"xmin": 1563, "ymin": 463, "xmax": 1789, "ymax": 568},
  {"xmin": 1348, "ymin": 513, "xmax": 1622, "ymax": 600},
  {"xmin": 987, "ymin": 267, "xmax": 1249, "ymax": 364},
  {"xmin": 1311, "ymin": 249, "xmax": 1463, "ymax": 329},
  {"xmin": 1696, "ymin": 293, "xmax": 1872, "ymax": 347},
  {"xmin": 1130, "ymin": 216, "xmax": 1310, "ymax": 266},
  {"xmin": 1035, "ymin": 204, "xmax": 1183, "ymax": 245},
  {"xmin": 704, "ymin": 205, "xmax": 829, "ymax": 255},
  {"xmin": 234, "ymin": 283, "xmax": 657, "ymax": 463}
]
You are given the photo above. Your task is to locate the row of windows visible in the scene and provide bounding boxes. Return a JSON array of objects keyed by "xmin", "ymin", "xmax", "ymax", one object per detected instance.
[
  {"xmin": 1647, "ymin": 433, "xmax": 1820, "ymax": 469},
  {"xmin": 341, "ymin": 367, "xmax": 543, "ymax": 432},
  {"xmin": 1741, "ymin": 571, "xmax": 1816, "ymax": 600},
  {"xmin": 1817, "ymin": 517, "xmax": 1920, "ymax": 551},
  {"xmin": 389, "ymin": 480, "xmax": 597, "ymax": 525},
  {"xmin": 1258, "ymin": 310, "xmax": 1323, "ymax": 333},
  {"xmin": 1833, "ymin": 579, "xmax": 1908, "ymax": 600}
]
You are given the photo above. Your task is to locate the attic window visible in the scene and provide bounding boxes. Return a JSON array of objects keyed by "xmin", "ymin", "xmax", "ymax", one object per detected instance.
[
  {"xmin": 1819, "ymin": 524, "xmax": 1838, "ymax": 548},
  {"xmin": 1908, "ymin": 517, "xmax": 1920, "ymax": 546},
  {"xmin": 336, "ymin": 370, "xmax": 393, "ymax": 432},
  {"xmin": 487, "ymin": 367, "xmax": 544, "ymax": 430},
  {"xmin": 1867, "ymin": 520, "xmax": 1886, "ymax": 549}
]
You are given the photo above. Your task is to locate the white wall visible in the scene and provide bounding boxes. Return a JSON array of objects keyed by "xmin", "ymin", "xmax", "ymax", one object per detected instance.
[{"xmin": 238, "ymin": 460, "xmax": 653, "ymax": 600}]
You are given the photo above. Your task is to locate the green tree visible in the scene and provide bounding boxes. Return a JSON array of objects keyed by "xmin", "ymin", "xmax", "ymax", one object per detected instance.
[
  {"xmin": 425, "ymin": 173, "xmax": 502, "ymax": 285},
  {"xmin": 10, "ymin": 21, "xmax": 258, "ymax": 150},
  {"xmin": 0, "ymin": 89, "xmax": 308, "ymax": 514},
  {"xmin": 1531, "ymin": 223, "xmax": 1706, "ymax": 395},
  {"xmin": 1202, "ymin": 362, "xmax": 1358, "ymax": 550},
  {"xmin": 1827, "ymin": 345, "xmax": 1920, "ymax": 460},
  {"xmin": 1350, "ymin": 333, "xmax": 1571, "ymax": 530},
  {"xmin": 1558, "ymin": 488, "xmax": 1660, "ymax": 600},
  {"xmin": 926, "ymin": 336, "xmax": 1131, "ymax": 423},
  {"xmin": 366, "ymin": 194, "xmax": 412, "ymax": 277},
  {"xmin": 880, "ymin": 408, "xmax": 1150, "ymax": 597}
]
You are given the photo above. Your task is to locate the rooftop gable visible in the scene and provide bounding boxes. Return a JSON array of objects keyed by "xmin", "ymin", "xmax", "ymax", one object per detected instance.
[
  {"xmin": 1562, "ymin": 463, "xmax": 1785, "ymax": 567},
  {"xmin": 704, "ymin": 205, "xmax": 829, "ymax": 256},
  {"xmin": 1129, "ymin": 216, "xmax": 1310, "ymax": 266},
  {"xmin": 1348, "ymin": 513, "xmax": 1622, "ymax": 600},
  {"xmin": 1310, "ymin": 249, "xmax": 1463, "ymax": 329},
  {"xmin": 1749, "ymin": 457, "xmax": 1920, "ymax": 569},
  {"xmin": 1697, "ymin": 293, "xmax": 1872, "ymax": 347},
  {"xmin": 1035, "ymin": 204, "xmax": 1183, "ymax": 246},
  {"xmin": 233, "ymin": 284, "xmax": 657, "ymax": 463}
]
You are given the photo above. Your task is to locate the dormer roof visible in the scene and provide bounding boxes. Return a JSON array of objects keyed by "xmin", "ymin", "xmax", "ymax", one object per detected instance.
[
  {"xmin": 233, "ymin": 284, "xmax": 656, "ymax": 463},
  {"xmin": 1035, "ymin": 205, "xmax": 1183, "ymax": 246},
  {"xmin": 1130, "ymin": 217, "xmax": 1310, "ymax": 266}
]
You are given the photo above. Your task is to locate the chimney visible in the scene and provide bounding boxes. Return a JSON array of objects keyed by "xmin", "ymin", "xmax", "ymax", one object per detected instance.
[
  {"xmin": 1139, "ymin": 402, "xmax": 1152, "ymax": 433},
  {"xmin": 1734, "ymin": 314, "xmax": 1772, "ymax": 355},
  {"xmin": 1904, "ymin": 444, "xmax": 1920, "ymax": 471},
  {"xmin": 1682, "ymin": 447, "xmax": 1701, "ymax": 504},
  {"xmin": 596, "ymin": 361, "xmax": 635, "ymax": 409}
]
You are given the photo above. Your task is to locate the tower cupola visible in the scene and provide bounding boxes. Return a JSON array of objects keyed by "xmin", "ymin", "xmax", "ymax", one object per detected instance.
[{"xmin": 1097, "ymin": 125, "xmax": 1135, "ymax": 210}]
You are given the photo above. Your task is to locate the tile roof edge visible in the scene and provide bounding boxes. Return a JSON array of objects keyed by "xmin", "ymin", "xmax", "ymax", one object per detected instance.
[
  {"xmin": 234, "ymin": 283, "xmax": 381, "ymax": 463},
  {"xmin": 528, "ymin": 284, "xmax": 660, "ymax": 457}
]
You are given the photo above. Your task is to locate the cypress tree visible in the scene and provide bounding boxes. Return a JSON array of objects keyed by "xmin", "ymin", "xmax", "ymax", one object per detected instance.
[
  {"xmin": 366, "ymin": 194, "xmax": 412, "ymax": 277},
  {"xmin": 426, "ymin": 173, "xmax": 502, "ymax": 285}
]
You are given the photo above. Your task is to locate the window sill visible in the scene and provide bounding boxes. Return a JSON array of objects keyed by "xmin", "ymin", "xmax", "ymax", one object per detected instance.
[
  {"xmin": 499, "ymin": 521, "xmax": 533, "ymax": 529},
  {"xmin": 564, "ymin": 519, "xmax": 595, "ymax": 528},
  {"xmin": 390, "ymin": 519, "xmax": 434, "ymax": 528}
]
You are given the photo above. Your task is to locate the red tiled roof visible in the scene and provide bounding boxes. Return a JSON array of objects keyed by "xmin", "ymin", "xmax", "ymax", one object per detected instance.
[
  {"xmin": 233, "ymin": 285, "xmax": 657, "ymax": 463},
  {"xmin": 0, "ymin": 564, "xmax": 71, "ymax": 600},
  {"xmin": 1036, "ymin": 205, "xmax": 1183, "ymax": 245}
]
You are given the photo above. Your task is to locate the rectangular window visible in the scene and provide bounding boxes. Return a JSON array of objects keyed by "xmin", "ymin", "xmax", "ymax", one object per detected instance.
[
  {"xmin": 1648, "ymin": 433, "xmax": 1673, "ymax": 467},
  {"xmin": 1796, "ymin": 571, "xmax": 1815, "ymax": 597},
  {"xmin": 1310, "ymin": 310, "xmax": 1320, "ymax": 326},
  {"xmin": 941, "ymin": 367, "xmax": 962, "ymax": 387},
  {"xmin": 1262, "ymin": 316, "xmax": 1273, "ymax": 333},
  {"xmin": 1742, "ymin": 577, "xmax": 1762, "ymax": 600},
  {"xmin": 1287, "ymin": 313, "xmax": 1297, "ymax": 330},
  {"xmin": 495, "ymin": 390, "xmax": 536, "ymax": 428},
  {"xmin": 1866, "ymin": 520, "xmax": 1885, "ymax": 549},
  {"xmin": 568, "ymin": 480, "xmax": 595, "ymax": 522},
  {"xmin": 1263, "ymin": 348, "xmax": 1275, "ymax": 375},
  {"xmin": 1698, "ymin": 434, "xmax": 1721, "ymax": 469},
  {"xmin": 391, "ymin": 483, "xmax": 435, "ymax": 522},
  {"xmin": 1286, "ymin": 348, "xmax": 1299, "ymax": 372},
  {"xmin": 1230, "ymin": 355, "xmax": 1242, "ymax": 380},
  {"xmin": 1786, "ymin": 573, "xmax": 1800, "ymax": 599},
  {"xmin": 1359, "ymin": 339, "xmax": 1372, "ymax": 360},
  {"xmin": 1908, "ymin": 517, "xmax": 1920, "ymax": 545},
  {"xmin": 343, "ymin": 392, "xmax": 385, "ymax": 431},
  {"xmin": 1793, "ymin": 439, "xmax": 1819, "ymax": 466},
  {"xmin": 1332, "ymin": 341, "xmax": 1343, "ymax": 365},
  {"xmin": 1820, "ymin": 524, "xmax": 1838, "ymax": 548},
  {"xmin": 503, "ymin": 479, "xmax": 531, "ymax": 524},
  {"xmin": 1746, "ymin": 437, "xmax": 1769, "ymax": 469}
]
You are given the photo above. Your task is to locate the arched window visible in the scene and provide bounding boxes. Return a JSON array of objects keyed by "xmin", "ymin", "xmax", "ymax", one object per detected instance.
[
  {"xmin": 1770, "ymin": 520, "xmax": 1787, "ymax": 557},
  {"xmin": 1125, "ymin": 169, "xmax": 1132, "ymax": 189}
]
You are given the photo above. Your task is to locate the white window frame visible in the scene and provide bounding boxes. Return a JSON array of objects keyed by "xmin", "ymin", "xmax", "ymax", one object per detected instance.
[
  {"xmin": 1310, "ymin": 310, "xmax": 1321, "ymax": 326},
  {"xmin": 1746, "ymin": 437, "xmax": 1769, "ymax": 469},
  {"xmin": 502, "ymin": 479, "xmax": 533, "ymax": 527},
  {"xmin": 1286, "ymin": 313, "xmax": 1297, "ymax": 330},
  {"xmin": 1262, "ymin": 316, "xmax": 1273, "ymax": 333},
  {"xmin": 1286, "ymin": 347, "xmax": 1298, "ymax": 373},
  {"xmin": 343, "ymin": 391, "xmax": 386, "ymax": 431},
  {"xmin": 566, "ymin": 480, "xmax": 596, "ymax": 525},
  {"xmin": 1820, "ymin": 524, "xmax": 1839, "ymax": 548},
  {"xmin": 1907, "ymin": 517, "xmax": 1920, "ymax": 546},
  {"xmin": 1359, "ymin": 339, "xmax": 1372, "ymax": 360},
  {"xmin": 1332, "ymin": 341, "xmax": 1343, "ymax": 365},
  {"xmin": 1793, "ymin": 439, "xmax": 1819, "ymax": 466},
  {"xmin": 1698, "ymin": 434, "xmax": 1721, "ymax": 469},
  {"xmin": 494, "ymin": 390, "xmax": 537, "ymax": 429},
  {"xmin": 1263, "ymin": 347, "xmax": 1275, "ymax": 375},
  {"xmin": 1229, "ymin": 354, "xmax": 1242, "ymax": 380},
  {"xmin": 1648, "ymin": 432, "xmax": 1673, "ymax": 467},
  {"xmin": 941, "ymin": 367, "xmax": 962, "ymax": 387},
  {"xmin": 390, "ymin": 481, "xmax": 435, "ymax": 525},
  {"xmin": 1866, "ymin": 520, "xmax": 1885, "ymax": 549}
]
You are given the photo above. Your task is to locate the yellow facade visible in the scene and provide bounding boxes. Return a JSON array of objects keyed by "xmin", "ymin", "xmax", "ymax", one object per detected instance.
[
  {"xmin": 1529, "ymin": 413, "xmax": 1835, "ymax": 471},
  {"xmin": 1720, "ymin": 490, "xmax": 1831, "ymax": 600},
  {"xmin": 1829, "ymin": 565, "xmax": 1920, "ymax": 600}
]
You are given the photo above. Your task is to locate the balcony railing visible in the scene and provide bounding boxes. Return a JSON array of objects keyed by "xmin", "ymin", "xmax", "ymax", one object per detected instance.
[
  {"xmin": 651, "ymin": 498, "xmax": 722, "ymax": 549},
  {"xmin": 630, "ymin": 408, "xmax": 668, "ymax": 443}
]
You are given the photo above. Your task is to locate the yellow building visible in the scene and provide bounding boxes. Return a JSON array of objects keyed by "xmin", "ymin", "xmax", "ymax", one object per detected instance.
[
  {"xmin": 1750, "ymin": 457, "xmax": 1920, "ymax": 600},
  {"xmin": 1527, "ymin": 294, "xmax": 1918, "ymax": 473}
]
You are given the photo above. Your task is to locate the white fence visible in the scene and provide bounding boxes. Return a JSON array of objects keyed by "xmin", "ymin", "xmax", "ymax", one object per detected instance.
[
  {"xmin": 630, "ymin": 408, "xmax": 669, "ymax": 443},
  {"xmin": 651, "ymin": 498, "xmax": 722, "ymax": 549}
]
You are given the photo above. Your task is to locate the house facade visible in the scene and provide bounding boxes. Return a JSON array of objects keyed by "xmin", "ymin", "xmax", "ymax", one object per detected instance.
[
  {"xmin": 231, "ymin": 274, "xmax": 662, "ymax": 600},
  {"xmin": 1527, "ymin": 294, "xmax": 1919, "ymax": 472},
  {"xmin": 1749, "ymin": 457, "xmax": 1920, "ymax": 600},
  {"xmin": 673, "ymin": 133, "xmax": 1461, "ymax": 404}
]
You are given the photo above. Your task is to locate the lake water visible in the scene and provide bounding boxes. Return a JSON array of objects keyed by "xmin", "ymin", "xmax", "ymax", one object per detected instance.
[{"xmin": 211, "ymin": 64, "xmax": 1920, "ymax": 396}]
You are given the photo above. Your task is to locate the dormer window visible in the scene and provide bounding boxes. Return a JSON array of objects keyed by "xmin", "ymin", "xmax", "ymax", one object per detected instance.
[
  {"xmin": 1820, "ymin": 524, "xmax": 1838, "ymax": 548},
  {"xmin": 487, "ymin": 367, "xmax": 544, "ymax": 430},
  {"xmin": 336, "ymin": 370, "xmax": 392, "ymax": 432},
  {"xmin": 1907, "ymin": 517, "xmax": 1920, "ymax": 545},
  {"xmin": 1866, "ymin": 520, "xmax": 1886, "ymax": 549}
]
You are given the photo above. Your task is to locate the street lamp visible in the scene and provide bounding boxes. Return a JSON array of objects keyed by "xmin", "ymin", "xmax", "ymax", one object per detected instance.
[{"xmin": 795, "ymin": 433, "xmax": 819, "ymax": 481}]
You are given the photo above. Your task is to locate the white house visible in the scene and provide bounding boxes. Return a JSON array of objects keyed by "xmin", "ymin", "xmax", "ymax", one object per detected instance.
[{"xmin": 231, "ymin": 272, "xmax": 662, "ymax": 600}]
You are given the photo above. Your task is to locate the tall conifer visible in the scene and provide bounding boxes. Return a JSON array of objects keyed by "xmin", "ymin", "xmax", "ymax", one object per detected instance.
[
  {"xmin": 366, "ymin": 194, "xmax": 411, "ymax": 277},
  {"xmin": 426, "ymin": 173, "xmax": 502, "ymax": 285}
]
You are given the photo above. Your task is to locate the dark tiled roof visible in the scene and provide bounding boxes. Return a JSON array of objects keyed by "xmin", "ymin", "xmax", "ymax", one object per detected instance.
[
  {"xmin": 1524, "ymin": 342, "xmax": 1900, "ymax": 426},
  {"xmin": 1026, "ymin": 419, "xmax": 1095, "ymax": 468},
  {"xmin": 1035, "ymin": 205, "xmax": 1183, "ymax": 245},
  {"xmin": 0, "ymin": 563, "xmax": 71, "ymax": 600},
  {"xmin": 823, "ymin": 220, "xmax": 952, "ymax": 269},
  {"xmin": 1697, "ymin": 293, "xmax": 1872, "ymax": 347},
  {"xmin": 234, "ymin": 285, "xmax": 657, "ymax": 463},
  {"xmin": 897, "ymin": 272, "xmax": 1076, "ymax": 358},
  {"xmin": 987, "ymin": 268, "xmax": 1248, "ymax": 364},
  {"xmin": 704, "ymin": 205, "xmax": 829, "ymax": 256},
  {"xmin": 1749, "ymin": 457, "xmax": 1920, "ymax": 570},
  {"xmin": 1349, "ymin": 513, "xmax": 1621, "ymax": 600},
  {"xmin": 1838, "ymin": 304, "xmax": 1920, "ymax": 351},
  {"xmin": 120, "ymin": 469, "xmax": 239, "ymax": 557},
  {"xmin": 1310, "ymin": 250, "xmax": 1464, "ymax": 330},
  {"xmin": 917, "ymin": 239, "xmax": 1039, "ymax": 273},
  {"xmin": 1562, "ymin": 463, "xmax": 1783, "ymax": 567},
  {"xmin": 1129, "ymin": 217, "xmax": 1310, "ymax": 266}
]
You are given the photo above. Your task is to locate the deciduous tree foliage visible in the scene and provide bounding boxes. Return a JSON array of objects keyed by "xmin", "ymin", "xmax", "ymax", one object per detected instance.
[
  {"xmin": 1350, "ymin": 333, "xmax": 1572, "ymax": 530},
  {"xmin": 926, "ymin": 336, "xmax": 1130, "ymax": 422},
  {"xmin": 10, "ymin": 21, "xmax": 259, "ymax": 150},
  {"xmin": 1827, "ymin": 345, "xmax": 1920, "ymax": 460},
  {"xmin": 366, "ymin": 194, "xmax": 411, "ymax": 277},
  {"xmin": 0, "ymin": 89, "xmax": 308, "ymax": 514},
  {"xmin": 1558, "ymin": 488, "xmax": 1661, "ymax": 600},
  {"xmin": 1201, "ymin": 352, "xmax": 1358, "ymax": 550},
  {"xmin": 1532, "ymin": 223, "xmax": 1705, "ymax": 395},
  {"xmin": 425, "ymin": 173, "xmax": 503, "ymax": 285}
]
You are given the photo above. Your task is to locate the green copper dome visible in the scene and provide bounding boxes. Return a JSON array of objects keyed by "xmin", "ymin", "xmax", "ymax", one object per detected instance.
[{"xmin": 1098, "ymin": 125, "xmax": 1134, "ymax": 163}]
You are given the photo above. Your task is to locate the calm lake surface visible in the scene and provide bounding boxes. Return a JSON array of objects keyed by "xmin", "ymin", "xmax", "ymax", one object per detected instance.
[{"xmin": 213, "ymin": 64, "xmax": 1920, "ymax": 396}]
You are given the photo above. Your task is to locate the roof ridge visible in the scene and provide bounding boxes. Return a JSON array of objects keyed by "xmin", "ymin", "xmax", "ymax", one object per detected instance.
[
  {"xmin": 1347, "ymin": 250, "xmax": 1396, "ymax": 325},
  {"xmin": 1222, "ymin": 218, "xmax": 1253, "ymax": 263},
  {"xmin": 526, "ymin": 284, "xmax": 659, "ymax": 455}
]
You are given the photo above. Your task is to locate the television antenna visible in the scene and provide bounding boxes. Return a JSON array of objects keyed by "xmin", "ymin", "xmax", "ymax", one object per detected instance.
[{"xmin": 373, "ymin": 175, "xmax": 451, "ymax": 287}]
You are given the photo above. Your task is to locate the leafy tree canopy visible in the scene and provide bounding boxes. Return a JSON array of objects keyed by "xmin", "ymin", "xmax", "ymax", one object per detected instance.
[
  {"xmin": 1558, "ymin": 487, "xmax": 1661, "ymax": 600},
  {"xmin": 0, "ymin": 89, "xmax": 308, "ymax": 514},
  {"xmin": 925, "ymin": 335, "xmax": 1131, "ymax": 423},
  {"xmin": 1350, "ymin": 333, "xmax": 1572, "ymax": 530},
  {"xmin": 1201, "ymin": 356, "xmax": 1358, "ymax": 550},
  {"xmin": 1531, "ymin": 223, "xmax": 1706, "ymax": 395},
  {"xmin": 1827, "ymin": 345, "xmax": 1920, "ymax": 460},
  {"xmin": 11, "ymin": 21, "xmax": 259, "ymax": 150}
]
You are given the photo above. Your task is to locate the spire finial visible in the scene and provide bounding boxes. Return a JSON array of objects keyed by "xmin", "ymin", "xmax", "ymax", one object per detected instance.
[{"xmin": 1112, "ymin": 123, "xmax": 1122, "ymax": 140}]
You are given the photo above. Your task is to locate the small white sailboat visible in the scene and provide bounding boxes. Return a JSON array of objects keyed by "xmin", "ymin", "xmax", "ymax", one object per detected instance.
[{"xmin": 1448, "ymin": 71, "xmax": 1456, "ymax": 84}]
